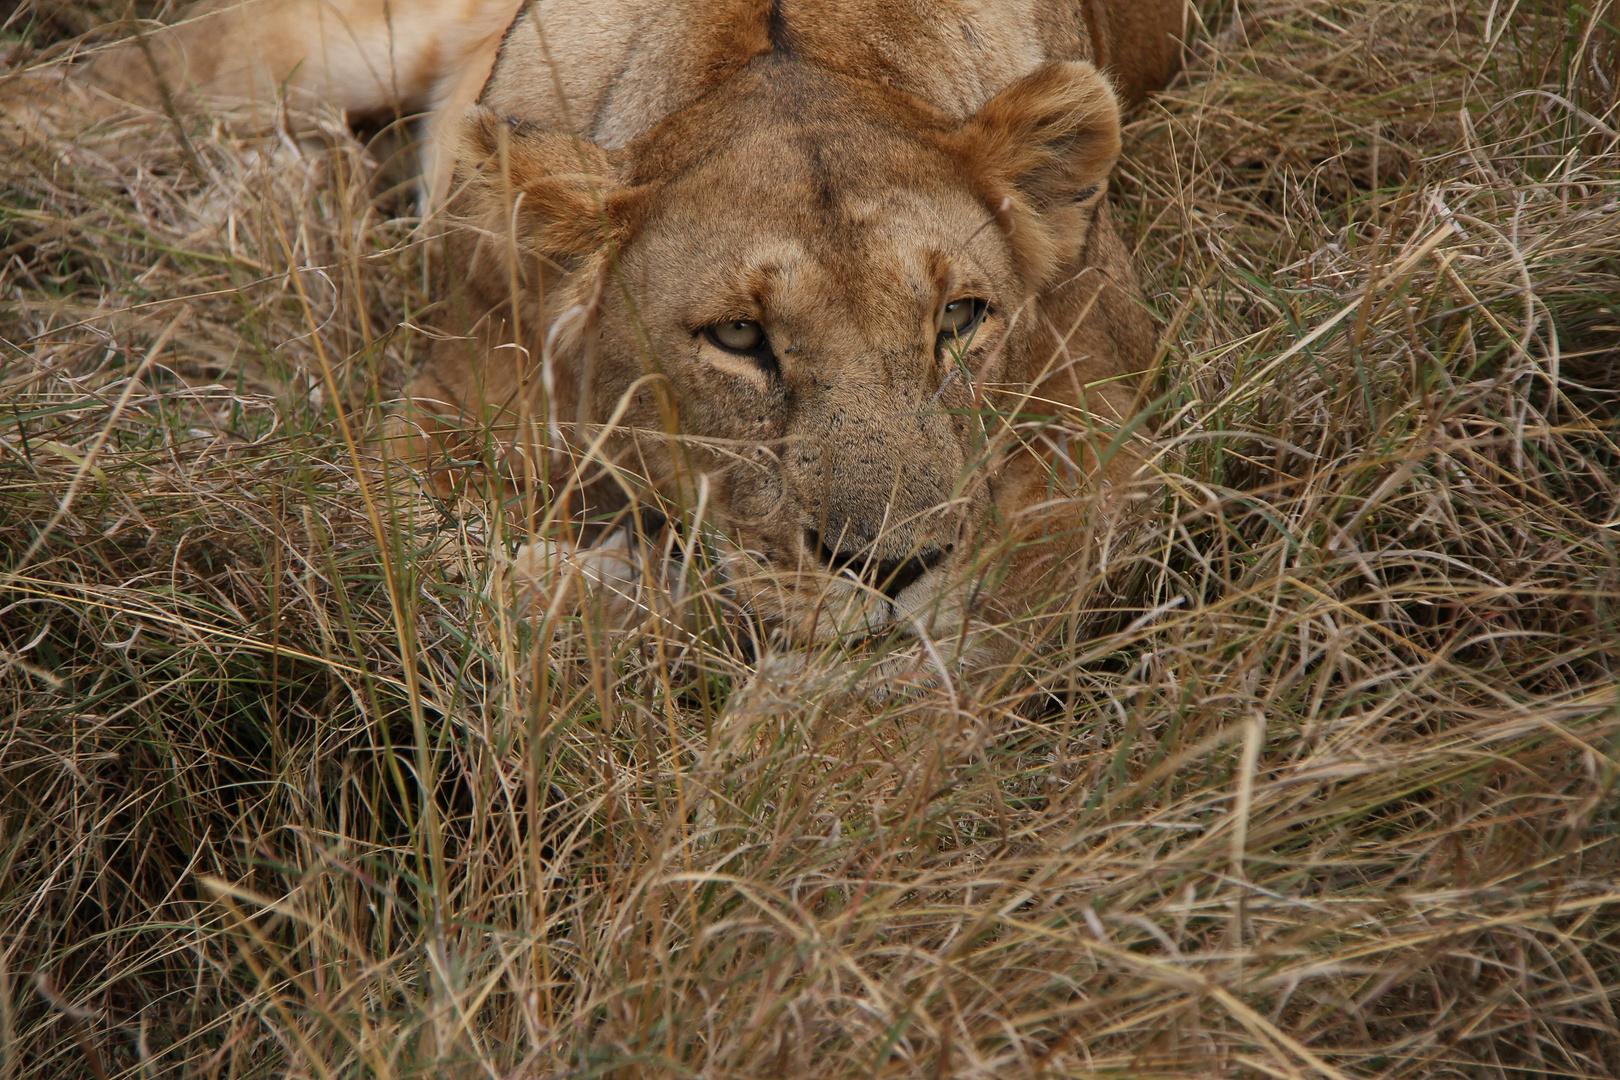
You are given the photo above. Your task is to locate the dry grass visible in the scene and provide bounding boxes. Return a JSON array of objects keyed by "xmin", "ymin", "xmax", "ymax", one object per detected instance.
[{"xmin": 3, "ymin": 1, "xmax": 1619, "ymax": 1076}]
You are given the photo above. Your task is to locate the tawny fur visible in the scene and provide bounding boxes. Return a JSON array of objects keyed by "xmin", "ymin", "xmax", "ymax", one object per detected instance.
[{"xmin": 12, "ymin": 0, "xmax": 1187, "ymax": 668}]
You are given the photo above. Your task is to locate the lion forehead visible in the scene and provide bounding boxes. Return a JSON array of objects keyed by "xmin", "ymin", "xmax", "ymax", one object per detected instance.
[{"xmin": 642, "ymin": 147, "xmax": 1001, "ymax": 280}]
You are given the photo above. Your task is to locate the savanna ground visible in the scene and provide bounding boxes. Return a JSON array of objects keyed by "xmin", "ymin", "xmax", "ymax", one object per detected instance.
[{"xmin": 2, "ymin": 1, "xmax": 1619, "ymax": 1077}]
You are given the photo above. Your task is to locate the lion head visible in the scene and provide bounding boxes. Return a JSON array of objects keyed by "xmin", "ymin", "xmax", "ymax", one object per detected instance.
[{"xmin": 407, "ymin": 54, "xmax": 1137, "ymax": 650}]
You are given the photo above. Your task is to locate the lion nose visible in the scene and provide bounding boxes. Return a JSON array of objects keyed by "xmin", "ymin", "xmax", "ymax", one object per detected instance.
[{"xmin": 807, "ymin": 530, "xmax": 946, "ymax": 599}]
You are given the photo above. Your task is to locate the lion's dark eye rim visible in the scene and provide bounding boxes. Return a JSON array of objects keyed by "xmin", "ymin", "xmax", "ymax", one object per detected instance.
[
  {"xmin": 701, "ymin": 320, "xmax": 779, "ymax": 374},
  {"xmin": 939, "ymin": 297, "xmax": 990, "ymax": 342}
]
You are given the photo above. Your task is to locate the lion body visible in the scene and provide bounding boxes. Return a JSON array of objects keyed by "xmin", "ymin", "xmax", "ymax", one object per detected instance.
[{"xmin": 32, "ymin": 0, "xmax": 1185, "ymax": 665}]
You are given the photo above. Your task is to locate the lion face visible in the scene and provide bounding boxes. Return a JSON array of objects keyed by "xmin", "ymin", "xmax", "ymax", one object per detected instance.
[{"xmin": 439, "ymin": 58, "xmax": 1123, "ymax": 645}]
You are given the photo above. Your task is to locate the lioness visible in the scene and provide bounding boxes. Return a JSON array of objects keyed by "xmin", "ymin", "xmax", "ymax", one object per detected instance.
[{"xmin": 19, "ymin": 0, "xmax": 1182, "ymax": 673}]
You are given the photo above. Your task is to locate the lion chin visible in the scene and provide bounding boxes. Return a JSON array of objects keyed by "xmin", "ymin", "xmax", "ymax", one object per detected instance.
[{"xmin": 23, "ymin": 0, "xmax": 1184, "ymax": 685}]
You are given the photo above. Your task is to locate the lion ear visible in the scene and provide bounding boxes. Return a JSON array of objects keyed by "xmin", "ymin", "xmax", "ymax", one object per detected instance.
[
  {"xmin": 454, "ymin": 107, "xmax": 646, "ymax": 262},
  {"xmin": 941, "ymin": 61, "xmax": 1122, "ymax": 282}
]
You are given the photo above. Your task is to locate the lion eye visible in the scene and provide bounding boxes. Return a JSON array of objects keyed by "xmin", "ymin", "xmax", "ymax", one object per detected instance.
[
  {"xmin": 708, "ymin": 320, "xmax": 765, "ymax": 352},
  {"xmin": 940, "ymin": 298, "xmax": 988, "ymax": 338}
]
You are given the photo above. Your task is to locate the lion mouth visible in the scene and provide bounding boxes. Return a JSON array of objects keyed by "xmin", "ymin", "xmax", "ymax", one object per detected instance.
[
  {"xmin": 524, "ymin": 517, "xmax": 963, "ymax": 647},
  {"xmin": 715, "ymin": 535, "xmax": 962, "ymax": 648},
  {"xmin": 804, "ymin": 529, "xmax": 947, "ymax": 601}
]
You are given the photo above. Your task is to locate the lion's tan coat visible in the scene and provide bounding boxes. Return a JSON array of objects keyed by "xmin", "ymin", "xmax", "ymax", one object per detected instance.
[{"xmin": 23, "ymin": 0, "xmax": 1187, "ymax": 660}]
